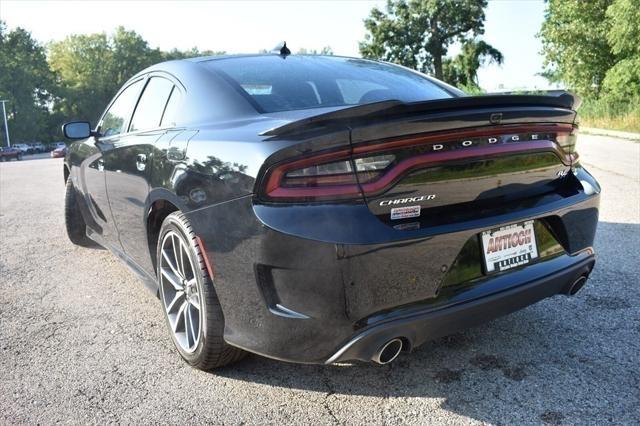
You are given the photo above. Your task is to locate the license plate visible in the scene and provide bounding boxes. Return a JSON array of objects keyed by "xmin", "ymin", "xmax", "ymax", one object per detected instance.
[{"xmin": 481, "ymin": 220, "xmax": 538, "ymax": 273}]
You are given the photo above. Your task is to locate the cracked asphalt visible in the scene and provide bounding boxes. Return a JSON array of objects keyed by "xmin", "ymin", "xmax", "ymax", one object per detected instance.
[{"xmin": 1, "ymin": 134, "xmax": 639, "ymax": 425}]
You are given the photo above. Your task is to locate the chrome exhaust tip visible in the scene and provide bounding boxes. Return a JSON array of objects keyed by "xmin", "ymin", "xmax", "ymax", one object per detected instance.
[
  {"xmin": 566, "ymin": 275, "xmax": 588, "ymax": 296},
  {"xmin": 372, "ymin": 338, "xmax": 403, "ymax": 365}
]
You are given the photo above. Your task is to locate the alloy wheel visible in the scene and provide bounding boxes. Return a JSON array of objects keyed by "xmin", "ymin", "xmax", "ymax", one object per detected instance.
[{"xmin": 160, "ymin": 230, "xmax": 201, "ymax": 353}]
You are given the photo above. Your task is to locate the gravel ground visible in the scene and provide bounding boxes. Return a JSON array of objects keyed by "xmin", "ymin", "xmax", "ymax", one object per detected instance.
[{"xmin": 0, "ymin": 135, "xmax": 638, "ymax": 425}]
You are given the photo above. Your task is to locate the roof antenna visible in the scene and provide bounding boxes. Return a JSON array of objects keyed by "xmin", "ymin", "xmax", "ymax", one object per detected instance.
[{"xmin": 274, "ymin": 41, "xmax": 291, "ymax": 57}]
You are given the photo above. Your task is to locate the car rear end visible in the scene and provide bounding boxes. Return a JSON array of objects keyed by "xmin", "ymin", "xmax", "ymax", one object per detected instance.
[{"xmin": 190, "ymin": 56, "xmax": 599, "ymax": 365}]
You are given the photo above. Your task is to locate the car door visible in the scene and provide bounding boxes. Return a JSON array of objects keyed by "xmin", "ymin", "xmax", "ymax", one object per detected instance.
[
  {"xmin": 104, "ymin": 75, "xmax": 181, "ymax": 276},
  {"xmin": 81, "ymin": 78, "xmax": 145, "ymax": 249}
]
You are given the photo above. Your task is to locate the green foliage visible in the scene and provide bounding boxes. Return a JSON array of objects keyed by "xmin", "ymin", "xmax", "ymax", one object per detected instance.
[
  {"xmin": 442, "ymin": 39, "xmax": 502, "ymax": 89},
  {"xmin": 579, "ymin": 95, "xmax": 640, "ymax": 133},
  {"xmin": 0, "ymin": 22, "xmax": 57, "ymax": 144},
  {"xmin": 162, "ymin": 47, "xmax": 226, "ymax": 61},
  {"xmin": 49, "ymin": 28, "xmax": 226, "ymax": 124},
  {"xmin": 539, "ymin": 0, "xmax": 615, "ymax": 97},
  {"xmin": 602, "ymin": 0, "xmax": 640, "ymax": 103},
  {"xmin": 359, "ymin": 0, "xmax": 488, "ymax": 79},
  {"xmin": 606, "ymin": 0, "xmax": 640, "ymax": 57},
  {"xmin": 540, "ymin": 0, "xmax": 640, "ymax": 131},
  {"xmin": 49, "ymin": 27, "xmax": 162, "ymax": 123}
]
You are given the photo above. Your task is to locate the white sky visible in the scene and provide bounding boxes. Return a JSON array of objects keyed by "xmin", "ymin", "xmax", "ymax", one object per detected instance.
[{"xmin": 1, "ymin": 0, "xmax": 556, "ymax": 91}]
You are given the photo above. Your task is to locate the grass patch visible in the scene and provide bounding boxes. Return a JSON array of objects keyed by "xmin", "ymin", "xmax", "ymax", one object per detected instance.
[{"xmin": 579, "ymin": 96, "xmax": 640, "ymax": 133}]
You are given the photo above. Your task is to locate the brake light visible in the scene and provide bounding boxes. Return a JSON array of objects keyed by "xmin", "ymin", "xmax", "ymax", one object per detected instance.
[
  {"xmin": 264, "ymin": 152, "xmax": 396, "ymax": 201},
  {"xmin": 262, "ymin": 124, "xmax": 576, "ymax": 202},
  {"xmin": 556, "ymin": 128, "xmax": 578, "ymax": 153}
]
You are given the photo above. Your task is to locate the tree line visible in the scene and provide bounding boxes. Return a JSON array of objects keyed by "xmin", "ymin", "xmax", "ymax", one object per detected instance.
[
  {"xmin": 0, "ymin": 22, "xmax": 223, "ymax": 144},
  {"xmin": 1, "ymin": 0, "xmax": 637, "ymax": 145},
  {"xmin": 360, "ymin": 0, "xmax": 638, "ymax": 129}
]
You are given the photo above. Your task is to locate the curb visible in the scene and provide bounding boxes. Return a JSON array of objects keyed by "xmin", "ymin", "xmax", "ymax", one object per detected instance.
[{"xmin": 580, "ymin": 127, "xmax": 640, "ymax": 141}]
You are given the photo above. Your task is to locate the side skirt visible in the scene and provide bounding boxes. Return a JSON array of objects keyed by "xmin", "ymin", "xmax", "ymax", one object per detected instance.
[{"xmin": 87, "ymin": 227, "xmax": 159, "ymax": 295}]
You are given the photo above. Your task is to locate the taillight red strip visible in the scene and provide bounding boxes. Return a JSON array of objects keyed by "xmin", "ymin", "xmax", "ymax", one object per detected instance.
[
  {"xmin": 263, "ymin": 124, "xmax": 576, "ymax": 200},
  {"xmin": 264, "ymin": 148, "xmax": 351, "ymax": 194},
  {"xmin": 359, "ymin": 140, "xmax": 569, "ymax": 196}
]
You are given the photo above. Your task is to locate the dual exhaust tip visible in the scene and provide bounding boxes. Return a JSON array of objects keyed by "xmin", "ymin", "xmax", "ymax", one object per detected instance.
[
  {"xmin": 565, "ymin": 274, "xmax": 589, "ymax": 296},
  {"xmin": 371, "ymin": 338, "xmax": 404, "ymax": 365},
  {"xmin": 371, "ymin": 273, "xmax": 591, "ymax": 365}
]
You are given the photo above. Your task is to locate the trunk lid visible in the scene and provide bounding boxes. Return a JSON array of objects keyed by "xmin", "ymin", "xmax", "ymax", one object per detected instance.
[{"xmin": 344, "ymin": 96, "xmax": 579, "ymax": 227}]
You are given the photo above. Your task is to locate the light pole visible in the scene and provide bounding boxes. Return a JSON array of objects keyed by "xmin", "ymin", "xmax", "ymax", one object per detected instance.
[{"xmin": 0, "ymin": 100, "xmax": 10, "ymax": 147}]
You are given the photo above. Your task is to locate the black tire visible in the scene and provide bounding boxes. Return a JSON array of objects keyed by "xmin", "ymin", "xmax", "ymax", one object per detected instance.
[
  {"xmin": 157, "ymin": 211, "xmax": 245, "ymax": 370},
  {"xmin": 64, "ymin": 178, "xmax": 95, "ymax": 247},
  {"xmin": 16, "ymin": 153, "xmax": 22, "ymax": 161}
]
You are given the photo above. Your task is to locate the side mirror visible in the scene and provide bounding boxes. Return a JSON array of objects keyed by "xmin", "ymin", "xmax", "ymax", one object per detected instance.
[{"xmin": 62, "ymin": 121, "xmax": 92, "ymax": 140}]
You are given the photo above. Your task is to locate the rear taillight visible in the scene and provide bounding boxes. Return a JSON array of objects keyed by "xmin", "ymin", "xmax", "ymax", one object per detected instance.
[
  {"xmin": 262, "ymin": 124, "xmax": 576, "ymax": 202},
  {"xmin": 264, "ymin": 152, "xmax": 395, "ymax": 201},
  {"xmin": 556, "ymin": 128, "xmax": 578, "ymax": 153}
]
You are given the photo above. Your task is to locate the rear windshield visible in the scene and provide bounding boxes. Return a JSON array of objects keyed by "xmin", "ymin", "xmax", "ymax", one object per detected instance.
[{"xmin": 204, "ymin": 55, "xmax": 453, "ymax": 113}]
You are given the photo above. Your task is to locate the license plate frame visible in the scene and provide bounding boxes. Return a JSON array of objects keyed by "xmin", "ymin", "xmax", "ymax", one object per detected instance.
[{"xmin": 481, "ymin": 220, "xmax": 539, "ymax": 274}]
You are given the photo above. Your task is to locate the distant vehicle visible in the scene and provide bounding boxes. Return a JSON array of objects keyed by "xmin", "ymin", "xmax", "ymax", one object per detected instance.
[
  {"xmin": 46, "ymin": 142, "xmax": 66, "ymax": 152},
  {"xmin": 0, "ymin": 147, "xmax": 23, "ymax": 161},
  {"xmin": 31, "ymin": 142, "xmax": 46, "ymax": 153},
  {"xmin": 62, "ymin": 54, "xmax": 600, "ymax": 370},
  {"xmin": 12, "ymin": 144, "xmax": 31, "ymax": 154},
  {"xmin": 50, "ymin": 146, "xmax": 68, "ymax": 158}
]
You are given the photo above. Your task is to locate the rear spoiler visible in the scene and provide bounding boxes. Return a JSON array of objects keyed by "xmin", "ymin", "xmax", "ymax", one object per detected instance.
[{"xmin": 260, "ymin": 91, "xmax": 581, "ymax": 138}]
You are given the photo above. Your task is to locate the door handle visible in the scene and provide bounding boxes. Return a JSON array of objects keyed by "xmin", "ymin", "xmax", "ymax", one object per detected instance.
[{"xmin": 136, "ymin": 154, "xmax": 147, "ymax": 171}]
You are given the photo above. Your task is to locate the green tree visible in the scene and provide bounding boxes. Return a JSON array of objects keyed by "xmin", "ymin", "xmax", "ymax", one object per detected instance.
[
  {"xmin": 539, "ymin": 0, "xmax": 616, "ymax": 96},
  {"xmin": 601, "ymin": 0, "xmax": 640, "ymax": 101},
  {"xmin": 49, "ymin": 27, "xmax": 162, "ymax": 123},
  {"xmin": 0, "ymin": 21, "xmax": 57, "ymax": 144},
  {"xmin": 442, "ymin": 39, "xmax": 503, "ymax": 89},
  {"xmin": 162, "ymin": 47, "xmax": 226, "ymax": 61},
  {"xmin": 359, "ymin": 0, "xmax": 488, "ymax": 79}
]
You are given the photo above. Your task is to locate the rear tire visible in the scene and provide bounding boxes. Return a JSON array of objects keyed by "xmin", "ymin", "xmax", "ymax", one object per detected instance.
[
  {"xmin": 157, "ymin": 211, "xmax": 246, "ymax": 370},
  {"xmin": 64, "ymin": 178, "xmax": 94, "ymax": 247}
]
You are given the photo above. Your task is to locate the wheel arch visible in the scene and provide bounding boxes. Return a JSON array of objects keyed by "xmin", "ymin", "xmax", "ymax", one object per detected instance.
[{"xmin": 147, "ymin": 197, "xmax": 180, "ymax": 275}]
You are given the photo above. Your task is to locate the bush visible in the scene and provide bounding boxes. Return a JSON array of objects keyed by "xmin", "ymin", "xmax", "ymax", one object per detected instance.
[{"xmin": 579, "ymin": 95, "xmax": 640, "ymax": 133}]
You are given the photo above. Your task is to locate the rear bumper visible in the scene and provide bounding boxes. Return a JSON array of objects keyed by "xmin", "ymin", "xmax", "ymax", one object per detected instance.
[
  {"xmin": 185, "ymin": 168, "xmax": 600, "ymax": 364},
  {"xmin": 326, "ymin": 252, "xmax": 595, "ymax": 364}
]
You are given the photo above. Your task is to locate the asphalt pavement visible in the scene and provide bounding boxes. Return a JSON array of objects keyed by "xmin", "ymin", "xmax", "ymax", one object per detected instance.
[{"xmin": 0, "ymin": 134, "xmax": 638, "ymax": 425}]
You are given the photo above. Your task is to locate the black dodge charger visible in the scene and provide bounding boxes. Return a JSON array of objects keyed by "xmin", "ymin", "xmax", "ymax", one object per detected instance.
[{"xmin": 62, "ymin": 54, "xmax": 600, "ymax": 369}]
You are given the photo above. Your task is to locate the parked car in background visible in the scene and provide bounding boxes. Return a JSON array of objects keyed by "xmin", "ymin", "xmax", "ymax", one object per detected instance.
[
  {"xmin": 0, "ymin": 147, "xmax": 23, "ymax": 161},
  {"xmin": 50, "ymin": 145, "xmax": 68, "ymax": 158},
  {"xmin": 30, "ymin": 142, "xmax": 46, "ymax": 153},
  {"xmin": 62, "ymin": 54, "xmax": 599, "ymax": 371},
  {"xmin": 46, "ymin": 142, "xmax": 66, "ymax": 152},
  {"xmin": 12, "ymin": 143, "xmax": 31, "ymax": 154}
]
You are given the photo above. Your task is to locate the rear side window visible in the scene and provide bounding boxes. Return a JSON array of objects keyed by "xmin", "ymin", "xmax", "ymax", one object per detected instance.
[
  {"xmin": 160, "ymin": 86, "xmax": 182, "ymax": 127},
  {"xmin": 100, "ymin": 79, "xmax": 144, "ymax": 137},
  {"xmin": 129, "ymin": 77, "xmax": 175, "ymax": 132},
  {"xmin": 204, "ymin": 56, "xmax": 453, "ymax": 113}
]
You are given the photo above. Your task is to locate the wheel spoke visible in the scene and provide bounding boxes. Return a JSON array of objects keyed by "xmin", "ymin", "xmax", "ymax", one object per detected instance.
[
  {"xmin": 188, "ymin": 305, "xmax": 198, "ymax": 345},
  {"xmin": 161, "ymin": 249, "xmax": 181, "ymax": 278},
  {"xmin": 183, "ymin": 302, "xmax": 191, "ymax": 346},
  {"xmin": 171, "ymin": 235, "xmax": 182, "ymax": 277},
  {"xmin": 166, "ymin": 290, "xmax": 185, "ymax": 313},
  {"xmin": 173, "ymin": 301, "xmax": 188, "ymax": 333},
  {"xmin": 189, "ymin": 293, "xmax": 200, "ymax": 310},
  {"xmin": 161, "ymin": 267, "xmax": 183, "ymax": 291}
]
